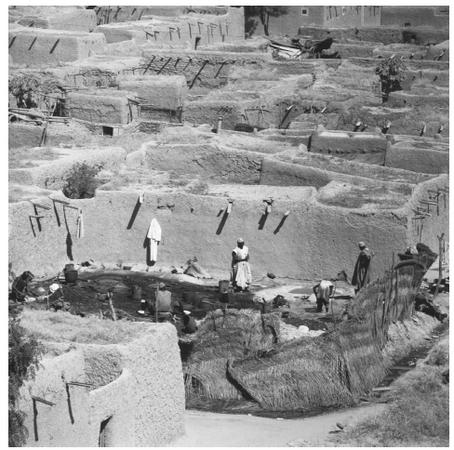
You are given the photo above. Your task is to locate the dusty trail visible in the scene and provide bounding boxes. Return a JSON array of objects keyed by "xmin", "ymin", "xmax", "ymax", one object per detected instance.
[{"xmin": 170, "ymin": 403, "xmax": 385, "ymax": 447}]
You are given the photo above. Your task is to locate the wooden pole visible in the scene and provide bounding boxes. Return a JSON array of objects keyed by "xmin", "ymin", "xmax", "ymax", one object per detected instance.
[
  {"xmin": 155, "ymin": 283, "xmax": 159, "ymax": 323},
  {"xmin": 434, "ymin": 233, "xmax": 445, "ymax": 296},
  {"xmin": 108, "ymin": 291, "xmax": 117, "ymax": 321}
]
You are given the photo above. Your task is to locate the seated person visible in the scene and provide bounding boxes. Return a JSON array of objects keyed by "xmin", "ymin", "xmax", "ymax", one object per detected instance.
[
  {"xmin": 148, "ymin": 282, "xmax": 172, "ymax": 316},
  {"xmin": 11, "ymin": 271, "xmax": 34, "ymax": 302},
  {"xmin": 181, "ymin": 311, "xmax": 197, "ymax": 334}
]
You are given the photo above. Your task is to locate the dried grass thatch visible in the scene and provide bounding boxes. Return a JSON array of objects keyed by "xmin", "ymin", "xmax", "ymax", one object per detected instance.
[
  {"xmin": 183, "ymin": 245, "xmax": 436, "ymax": 412},
  {"xmin": 183, "ymin": 309, "xmax": 280, "ymax": 401},
  {"xmin": 227, "ymin": 335, "xmax": 355, "ymax": 411}
]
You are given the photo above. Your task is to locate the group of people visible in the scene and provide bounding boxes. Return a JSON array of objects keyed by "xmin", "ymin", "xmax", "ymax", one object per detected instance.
[{"xmin": 231, "ymin": 239, "xmax": 374, "ymax": 314}]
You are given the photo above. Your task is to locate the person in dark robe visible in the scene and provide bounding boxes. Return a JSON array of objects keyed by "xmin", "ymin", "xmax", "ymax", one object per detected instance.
[
  {"xmin": 10, "ymin": 271, "xmax": 34, "ymax": 302},
  {"xmin": 352, "ymin": 242, "xmax": 372, "ymax": 294}
]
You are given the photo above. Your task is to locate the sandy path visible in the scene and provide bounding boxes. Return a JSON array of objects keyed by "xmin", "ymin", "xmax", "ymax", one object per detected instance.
[{"xmin": 170, "ymin": 403, "xmax": 386, "ymax": 447}]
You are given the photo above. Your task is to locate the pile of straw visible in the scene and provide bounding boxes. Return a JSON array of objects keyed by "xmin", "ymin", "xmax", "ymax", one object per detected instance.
[
  {"xmin": 227, "ymin": 335, "xmax": 355, "ymax": 411},
  {"xmin": 183, "ymin": 244, "xmax": 437, "ymax": 412},
  {"xmin": 184, "ymin": 309, "xmax": 280, "ymax": 402}
]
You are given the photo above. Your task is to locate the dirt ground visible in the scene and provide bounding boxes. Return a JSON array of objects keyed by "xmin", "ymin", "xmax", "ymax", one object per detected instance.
[{"xmin": 170, "ymin": 403, "xmax": 386, "ymax": 447}]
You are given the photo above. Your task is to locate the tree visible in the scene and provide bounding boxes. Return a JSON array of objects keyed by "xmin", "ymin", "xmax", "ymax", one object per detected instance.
[
  {"xmin": 375, "ymin": 55, "xmax": 407, "ymax": 102},
  {"xmin": 62, "ymin": 162, "xmax": 103, "ymax": 199},
  {"xmin": 244, "ymin": 6, "xmax": 289, "ymax": 36},
  {"xmin": 9, "ymin": 310, "xmax": 42, "ymax": 446}
]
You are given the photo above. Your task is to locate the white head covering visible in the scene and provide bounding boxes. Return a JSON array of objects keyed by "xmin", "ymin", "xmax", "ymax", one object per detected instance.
[{"xmin": 49, "ymin": 283, "xmax": 60, "ymax": 293}]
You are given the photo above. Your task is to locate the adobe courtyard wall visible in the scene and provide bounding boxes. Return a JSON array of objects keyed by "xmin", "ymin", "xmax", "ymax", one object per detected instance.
[
  {"xmin": 10, "ymin": 187, "xmax": 413, "ymax": 281},
  {"xmin": 405, "ymin": 174, "xmax": 449, "ymax": 253},
  {"xmin": 18, "ymin": 321, "xmax": 184, "ymax": 447},
  {"xmin": 385, "ymin": 145, "xmax": 448, "ymax": 174},
  {"xmin": 9, "ymin": 27, "xmax": 106, "ymax": 67}
]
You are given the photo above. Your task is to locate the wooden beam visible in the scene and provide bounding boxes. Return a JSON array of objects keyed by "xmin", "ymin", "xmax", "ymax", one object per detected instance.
[{"xmin": 49, "ymin": 39, "xmax": 60, "ymax": 54}]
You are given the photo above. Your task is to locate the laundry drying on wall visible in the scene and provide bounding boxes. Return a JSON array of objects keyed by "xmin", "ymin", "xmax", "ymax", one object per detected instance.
[{"xmin": 147, "ymin": 218, "xmax": 162, "ymax": 262}]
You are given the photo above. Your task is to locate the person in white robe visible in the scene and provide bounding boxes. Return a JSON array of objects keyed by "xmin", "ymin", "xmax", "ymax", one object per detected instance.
[{"xmin": 231, "ymin": 238, "xmax": 252, "ymax": 291}]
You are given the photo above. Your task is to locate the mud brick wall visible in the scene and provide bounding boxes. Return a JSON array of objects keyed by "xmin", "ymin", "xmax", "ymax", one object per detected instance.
[
  {"xmin": 309, "ymin": 130, "xmax": 388, "ymax": 164},
  {"xmin": 139, "ymin": 143, "xmax": 262, "ymax": 184},
  {"xmin": 18, "ymin": 323, "xmax": 184, "ymax": 446},
  {"xmin": 17, "ymin": 8, "xmax": 96, "ymax": 32},
  {"xmin": 117, "ymin": 75, "xmax": 187, "ymax": 111},
  {"xmin": 386, "ymin": 146, "xmax": 449, "ymax": 174},
  {"xmin": 96, "ymin": 7, "xmax": 244, "ymax": 47},
  {"xmin": 9, "ymin": 188, "xmax": 411, "ymax": 280},
  {"xmin": 387, "ymin": 91, "xmax": 449, "ymax": 109},
  {"xmin": 66, "ymin": 90, "xmax": 139, "ymax": 124},
  {"xmin": 381, "ymin": 7, "xmax": 449, "ymax": 29},
  {"xmin": 405, "ymin": 174, "xmax": 449, "ymax": 253},
  {"xmin": 9, "ymin": 27, "xmax": 106, "ymax": 67},
  {"xmin": 297, "ymin": 26, "xmax": 449, "ymax": 46}
]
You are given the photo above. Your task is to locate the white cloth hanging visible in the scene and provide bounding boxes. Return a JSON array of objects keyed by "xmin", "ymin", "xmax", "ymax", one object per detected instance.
[
  {"xmin": 149, "ymin": 239, "xmax": 159, "ymax": 262},
  {"xmin": 76, "ymin": 209, "xmax": 84, "ymax": 239},
  {"xmin": 147, "ymin": 218, "xmax": 162, "ymax": 262},
  {"xmin": 147, "ymin": 218, "xmax": 161, "ymax": 241}
]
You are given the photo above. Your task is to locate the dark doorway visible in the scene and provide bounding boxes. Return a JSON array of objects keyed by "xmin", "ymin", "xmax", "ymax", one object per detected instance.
[
  {"xmin": 102, "ymin": 126, "xmax": 114, "ymax": 137},
  {"xmin": 98, "ymin": 416, "xmax": 112, "ymax": 447}
]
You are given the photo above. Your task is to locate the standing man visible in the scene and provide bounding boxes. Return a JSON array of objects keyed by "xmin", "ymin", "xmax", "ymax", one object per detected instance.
[
  {"xmin": 352, "ymin": 241, "xmax": 373, "ymax": 293},
  {"xmin": 313, "ymin": 279, "xmax": 335, "ymax": 313},
  {"xmin": 231, "ymin": 238, "xmax": 252, "ymax": 292}
]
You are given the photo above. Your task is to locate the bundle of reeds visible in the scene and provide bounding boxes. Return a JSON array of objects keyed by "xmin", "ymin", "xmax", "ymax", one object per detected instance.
[
  {"xmin": 183, "ymin": 309, "xmax": 281, "ymax": 401},
  {"xmin": 335, "ymin": 319, "xmax": 388, "ymax": 395},
  {"xmin": 226, "ymin": 336, "xmax": 355, "ymax": 411},
  {"xmin": 185, "ymin": 358, "xmax": 243, "ymax": 401}
]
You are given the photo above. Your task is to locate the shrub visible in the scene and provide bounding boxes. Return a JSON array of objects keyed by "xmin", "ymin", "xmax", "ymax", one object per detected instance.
[
  {"xmin": 375, "ymin": 56, "xmax": 407, "ymax": 102},
  {"xmin": 62, "ymin": 162, "xmax": 103, "ymax": 199},
  {"xmin": 9, "ymin": 313, "xmax": 42, "ymax": 447}
]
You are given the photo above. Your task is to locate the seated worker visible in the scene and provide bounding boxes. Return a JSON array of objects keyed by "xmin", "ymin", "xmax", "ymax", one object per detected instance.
[
  {"xmin": 313, "ymin": 279, "xmax": 335, "ymax": 313},
  {"xmin": 11, "ymin": 271, "xmax": 34, "ymax": 302},
  {"xmin": 47, "ymin": 283, "xmax": 70, "ymax": 312},
  {"xmin": 148, "ymin": 282, "xmax": 172, "ymax": 317},
  {"xmin": 181, "ymin": 311, "xmax": 197, "ymax": 334}
]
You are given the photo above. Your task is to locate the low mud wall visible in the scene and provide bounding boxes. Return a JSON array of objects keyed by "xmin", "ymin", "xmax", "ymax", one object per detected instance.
[
  {"xmin": 138, "ymin": 143, "xmax": 262, "ymax": 184},
  {"xmin": 405, "ymin": 175, "xmax": 449, "ymax": 253},
  {"xmin": 297, "ymin": 26, "xmax": 449, "ymax": 46},
  {"xmin": 308, "ymin": 130, "xmax": 388, "ymax": 164},
  {"xmin": 386, "ymin": 145, "xmax": 448, "ymax": 174},
  {"xmin": 10, "ymin": 188, "xmax": 411, "ymax": 280},
  {"xmin": 18, "ymin": 319, "xmax": 184, "ymax": 446},
  {"xmin": 9, "ymin": 27, "xmax": 106, "ymax": 67}
]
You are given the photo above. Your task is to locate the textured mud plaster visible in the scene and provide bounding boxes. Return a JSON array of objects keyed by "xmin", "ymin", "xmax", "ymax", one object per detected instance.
[
  {"xmin": 9, "ymin": 123, "xmax": 44, "ymax": 149},
  {"xmin": 381, "ymin": 7, "xmax": 449, "ymax": 29},
  {"xmin": 9, "ymin": 146, "xmax": 126, "ymax": 189},
  {"xmin": 118, "ymin": 75, "xmax": 187, "ymax": 111},
  {"xmin": 17, "ymin": 9, "xmax": 97, "ymax": 32},
  {"xmin": 309, "ymin": 130, "xmax": 388, "ymax": 164},
  {"xmin": 405, "ymin": 174, "xmax": 449, "ymax": 253},
  {"xmin": 296, "ymin": 26, "xmax": 449, "ymax": 46},
  {"xmin": 139, "ymin": 143, "xmax": 262, "ymax": 184},
  {"xmin": 387, "ymin": 90, "xmax": 449, "ymax": 109},
  {"xmin": 66, "ymin": 90, "xmax": 138, "ymax": 124},
  {"xmin": 9, "ymin": 187, "xmax": 409, "ymax": 280},
  {"xmin": 184, "ymin": 101, "xmax": 243, "ymax": 130},
  {"xmin": 8, "ymin": 27, "xmax": 106, "ymax": 67},
  {"xmin": 386, "ymin": 145, "xmax": 448, "ymax": 174},
  {"xmin": 17, "ymin": 321, "xmax": 184, "ymax": 447}
]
